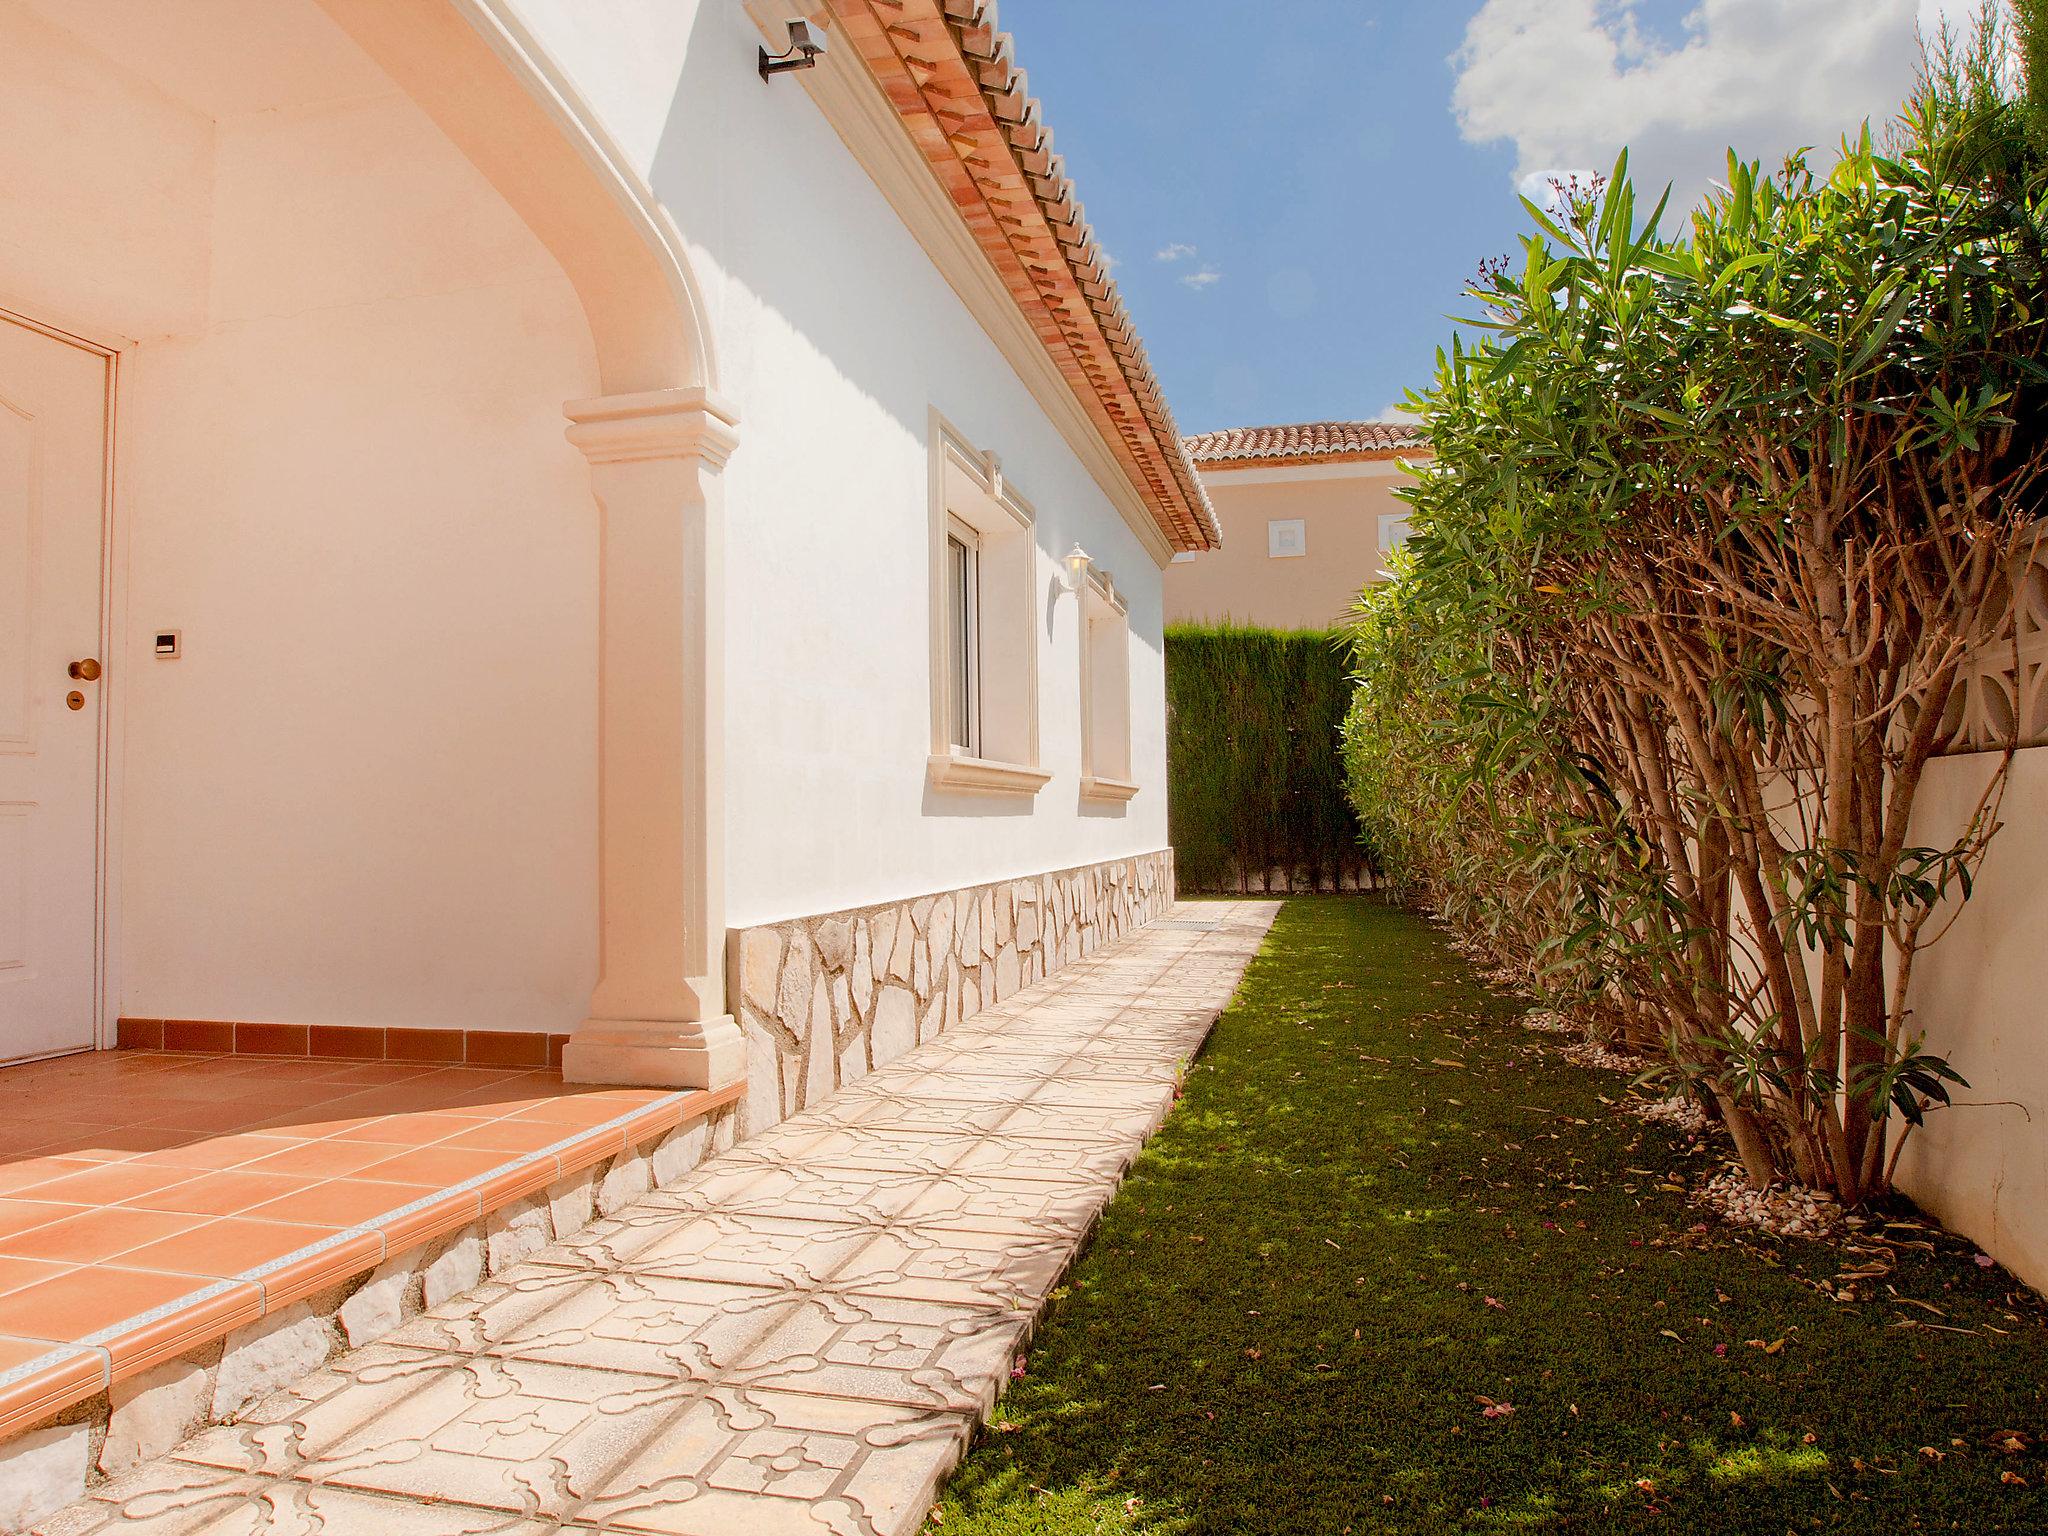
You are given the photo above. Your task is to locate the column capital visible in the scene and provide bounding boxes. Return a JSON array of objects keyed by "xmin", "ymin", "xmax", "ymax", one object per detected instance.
[{"xmin": 564, "ymin": 387, "xmax": 742, "ymax": 468}]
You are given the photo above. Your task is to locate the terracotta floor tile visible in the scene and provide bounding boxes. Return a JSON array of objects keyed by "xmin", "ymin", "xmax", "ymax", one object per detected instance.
[
  {"xmin": 12, "ymin": 1161, "xmax": 198, "ymax": 1207},
  {"xmin": 0, "ymin": 1199, "xmax": 89, "ymax": 1242},
  {"xmin": 435, "ymin": 1119, "xmax": 581, "ymax": 1155},
  {"xmin": 242, "ymin": 1177, "xmax": 439, "ymax": 1229},
  {"xmin": 0, "ymin": 1264, "xmax": 209, "ymax": 1340},
  {"xmin": 237, "ymin": 1139, "xmax": 417, "ymax": 1180},
  {"xmin": 351, "ymin": 1144, "xmax": 528, "ymax": 1186},
  {"xmin": 0, "ymin": 1156, "xmax": 99, "ymax": 1196},
  {"xmin": 0, "ymin": 1254, "xmax": 74, "ymax": 1297},
  {"xmin": 0, "ymin": 1333, "xmax": 67, "ymax": 1372},
  {"xmin": 129, "ymin": 1133, "xmax": 302, "ymax": 1172},
  {"xmin": 119, "ymin": 1169, "xmax": 312, "ymax": 1218},
  {"xmin": 0, "ymin": 1205, "xmax": 211, "ymax": 1265},
  {"xmin": 324, "ymin": 1111, "xmax": 475, "ymax": 1145},
  {"xmin": 112, "ymin": 1217, "xmax": 346, "ymax": 1279}
]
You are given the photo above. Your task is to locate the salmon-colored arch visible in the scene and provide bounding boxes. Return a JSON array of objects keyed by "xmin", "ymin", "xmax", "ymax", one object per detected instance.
[{"xmin": 317, "ymin": 0, "xmax": 715, "ymax": 396}]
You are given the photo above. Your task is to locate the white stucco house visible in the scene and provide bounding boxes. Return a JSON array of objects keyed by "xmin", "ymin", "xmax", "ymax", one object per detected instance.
[{"xmin": 0, "ymin": 0, "xmax": 1218, "ymax": 1119}]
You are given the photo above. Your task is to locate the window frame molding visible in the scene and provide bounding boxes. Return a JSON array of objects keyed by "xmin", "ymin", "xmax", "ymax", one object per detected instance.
[
  {"xmin": 926, "ymin": 412, "xmax": 1049, "ymax": 796},
  {"xmin": 1078, "ymin": 565, "xmax": 1139, "ymax": 803}
]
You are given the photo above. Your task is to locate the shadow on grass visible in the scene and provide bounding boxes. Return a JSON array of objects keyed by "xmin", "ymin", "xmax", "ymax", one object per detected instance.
[{"xmin": 936, "ymin": 898, "xmax": 2048, "ymax": 1535}]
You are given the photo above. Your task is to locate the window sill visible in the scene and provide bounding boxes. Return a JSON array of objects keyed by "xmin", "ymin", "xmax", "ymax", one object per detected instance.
[
  {"xmin": 1079, "ymin": 774, "xmax": 1141, "ymax": 803},
  {"xmin": 927, "ymin": 752, "xmax": 1052, "ymax": 796}
]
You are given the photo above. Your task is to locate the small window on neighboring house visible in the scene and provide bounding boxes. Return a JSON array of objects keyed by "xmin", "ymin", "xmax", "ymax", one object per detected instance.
[
  {"xmin": 927, "ymin": 415, "xmax": 1048, "ymax": 795},
  {"xmin": 946, "ymin": 523, "xmax": 981, "ymax": 754},
  {"xmin": 1080, "ymin": 570, "xmax": 1138, "ymax": 801},
  {"xmin": 1377, "ymin": 512, "xmax": 1412, "ymax": 576},
  {"xmin": 1268, "ymin": 518, "xmax": 1306, "ymax": 558}
]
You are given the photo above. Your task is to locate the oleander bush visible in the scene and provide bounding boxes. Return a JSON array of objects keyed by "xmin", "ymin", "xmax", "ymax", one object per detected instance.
[
  {"xmin": 1165, "ymin": 623, "xmax": 1369, "ymax": 893},
  {"xmin": 1343, "ymin": 13, "xmax": 2048, "ymax": 1204}
]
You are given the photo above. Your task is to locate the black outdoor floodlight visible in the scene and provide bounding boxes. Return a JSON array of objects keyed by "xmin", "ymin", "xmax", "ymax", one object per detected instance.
[{"xmin": 760, "ymin": 18, "xmax": 827, "ymax": 81}]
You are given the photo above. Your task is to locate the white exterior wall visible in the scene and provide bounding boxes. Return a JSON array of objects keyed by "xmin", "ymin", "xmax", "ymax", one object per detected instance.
[
  {"xmin": 3, "ymin": 0, "xmax": 1171, "ymax": 1042},
  {"xmin": 0, "ymin": 0, "xmax": 606, "ymax": 1034},
  {"xmin": 511, "ymin": 0, "xmax": 1172, "ymax": 929},
  {"xmin": 1894, "ymin": 747, "xmax": 2048, "ymax": 1292}
]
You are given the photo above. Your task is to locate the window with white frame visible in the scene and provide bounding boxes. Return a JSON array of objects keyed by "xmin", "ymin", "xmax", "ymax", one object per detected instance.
[
  {"xmin": 945, "ymin": 520, "xmax": 981, "ymax": 754},
  {"xmin": 1268, "ymin": 518, "xmax": 1307, "ymax": 558},
  {"xmin": 927, "ymin": 416, "xmax": 1047, "ymax": 794},
  {"xmin": 1080, "ymin": 569, "xmax": 1137, "ymax": 800}
]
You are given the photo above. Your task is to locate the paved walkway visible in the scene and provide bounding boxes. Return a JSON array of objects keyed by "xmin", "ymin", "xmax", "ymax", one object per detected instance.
[{"xmin": 36, "ymin": 900, "xmax": 1279, "ymax": 1536}]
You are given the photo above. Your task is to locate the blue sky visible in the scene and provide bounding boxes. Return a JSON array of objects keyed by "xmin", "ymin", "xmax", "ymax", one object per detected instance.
[{"xmin": 1000, "ymin": 0, "xmax": 1957, "ymax": 436}]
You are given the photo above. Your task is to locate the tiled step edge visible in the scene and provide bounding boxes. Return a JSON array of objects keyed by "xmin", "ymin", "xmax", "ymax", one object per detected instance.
[{"xmin": 0, "ymin": 1083, "xmax": 743, "ymax": 1520}]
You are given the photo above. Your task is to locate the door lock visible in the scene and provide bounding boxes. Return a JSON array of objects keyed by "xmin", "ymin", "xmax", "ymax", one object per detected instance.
[
  {"xmin": 66, "ymin": 691, "xmax": 85, "ymax": 711},
  {"xmin": 67, "ymin": 658, "xmax": 101, "ymax": 681}
]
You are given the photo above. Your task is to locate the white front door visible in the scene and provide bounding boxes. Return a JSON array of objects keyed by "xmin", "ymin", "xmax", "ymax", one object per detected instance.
[{"xmin": 0, "ymin": 313, "xmax": 108, "ymax": 1063}]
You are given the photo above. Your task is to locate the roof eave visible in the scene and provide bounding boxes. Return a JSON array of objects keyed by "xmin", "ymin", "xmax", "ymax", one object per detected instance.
[{"xmin": 826, "ymin": 0, "xmax": 1219, "ymax": 552}]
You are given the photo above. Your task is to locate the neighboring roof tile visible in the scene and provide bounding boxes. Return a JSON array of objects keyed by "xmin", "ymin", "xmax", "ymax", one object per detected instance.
[
  {"xmin": 1184, "ymin": 420, "xmax": 1429, "ymax": 466},
  {"xmin": 829, "ymin": 0, "xmax": 1219, "ymax": 551}
]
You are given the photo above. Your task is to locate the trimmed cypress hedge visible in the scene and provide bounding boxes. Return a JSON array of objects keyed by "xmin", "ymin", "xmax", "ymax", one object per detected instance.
[{"xmin": 1164, "ymin": 623, "xmax": 1372, "ymax": 892}]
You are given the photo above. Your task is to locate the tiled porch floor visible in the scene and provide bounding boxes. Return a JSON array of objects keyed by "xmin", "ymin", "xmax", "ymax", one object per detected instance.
[
  {"xmin": 0, "ymin": 1051, "xmax": 733, "ymax": 1436},
  {"xmin": 36, "ymin": 900, "xmax": 1281, "ymax": 1536}
]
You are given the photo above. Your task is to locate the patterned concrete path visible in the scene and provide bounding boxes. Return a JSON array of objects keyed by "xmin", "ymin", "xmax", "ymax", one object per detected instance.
[{"xmin": 36, "ymin": 900, "xmax": 1280, "ymax": 1536}]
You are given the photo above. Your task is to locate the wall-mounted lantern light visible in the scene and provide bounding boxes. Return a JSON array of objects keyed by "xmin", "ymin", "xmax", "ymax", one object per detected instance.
[
  {"xmin": 1061, "ymin": 544, "xmax": 1093, "ymax": 593},
  {"xmin": 759, "ymin": 19, "xmax": 827, "ymax": 81}
]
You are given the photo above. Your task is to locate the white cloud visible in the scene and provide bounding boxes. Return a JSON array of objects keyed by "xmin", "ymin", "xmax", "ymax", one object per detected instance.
[
  {"xmin": 1180, "ymin": 267, "xmax": 1222, "ymax": 291},
  {"xmin": 1155, "ymin": 241, "xmax": 1198, "ymax": 262},
  {"xmin": 1452, "ymin": 0, "xmax": 1963, "ymax": 216},
  {"xmin": 1377, "ymin": 401, "xmax": 1424, "ymax": 424}
]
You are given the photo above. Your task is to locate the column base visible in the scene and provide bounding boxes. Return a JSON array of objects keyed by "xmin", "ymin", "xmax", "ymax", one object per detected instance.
[{"xmin": 562, "ymin": 1013, "xmax": 746, "ymax": 1090}]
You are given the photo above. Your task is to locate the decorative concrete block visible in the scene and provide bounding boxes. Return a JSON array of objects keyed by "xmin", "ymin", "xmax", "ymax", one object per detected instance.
[
  {"xmin": 652, "ymin": 1120, "xmax": 709, "ymax": 1186},
  {"xmin": 957, "ymin": 889, "xmax": 979, "ymax": 958},
  {"xmin": 815, "ymin": 917, "xmax": 853, "ymax": 973},
  {"xmin": 101, "ymin": 1359, "xmax": 211, "ymax": 1476},
  {"xmin": 486, "ymin": 1194, "xmax": 555, "ymax": 1272},
  {"xmin": 804, "ymin": 975, "xmax": 835, "ymax": 1107},
  {"xmin": 213, "ymin": 1303, "xmax": 334, "ymax": 1420},
  {"xmin": 851, "ymin": 925, "xmax": 875, "ymax": 1018},
  {"xmin": 725, "ymin": 851, "xmax": 1173, "ymax": 1138},
  {"xmin": 337, "ymin": 1252, "xmax": 419, "ymax": 1350},
  {"xmin": 598, "ymin": 1146, "xmax": 653, "ymax": 1215},
  {"xmin": 776, "ymin": 933, "xmax": 813, "ymax": 1035},
  {"xmin": 738, "ymin": 928, "xmax": 781, "ymax": 1016},
  {"xmin": 883, "ymin": 909, "xmax": 912, "ymax": 982},
  {"xmin": 0, "ymin": 1421, "xmax": 91, "ymax": 1530},
  {"xmin": 872, "ymin": 986, "xmax": 917, "ymax": 1065},
  {"xmin": 424, "ymin": 1225, "xmax": 487, "ymax": 1309}
]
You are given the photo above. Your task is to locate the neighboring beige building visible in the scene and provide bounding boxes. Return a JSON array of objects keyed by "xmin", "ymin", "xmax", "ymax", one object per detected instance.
[{"xmin": 1164, "ymin": 420, "xmax": 1428, "ymax": 630}]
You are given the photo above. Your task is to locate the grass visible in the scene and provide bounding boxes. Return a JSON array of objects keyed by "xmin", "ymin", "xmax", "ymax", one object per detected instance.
[{"xmin": 935, "ymin": 897, "xmax": 2048, "ymax": 1533}]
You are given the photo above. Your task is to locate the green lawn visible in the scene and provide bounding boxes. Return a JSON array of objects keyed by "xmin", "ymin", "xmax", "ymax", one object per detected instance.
[{"xmin": 936, "ymin": 897, "xmax": 2048, "ymax": 1533}]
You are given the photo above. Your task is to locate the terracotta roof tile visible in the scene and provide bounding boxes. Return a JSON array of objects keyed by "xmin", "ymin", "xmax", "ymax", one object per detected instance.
[
  {"xmin": 1184, "ymin": 420, "xmax": 1429, "ymax": 466},
  {"xmin": 829, "ymin": 0, "xmax": 1219, "ymax": 551}
]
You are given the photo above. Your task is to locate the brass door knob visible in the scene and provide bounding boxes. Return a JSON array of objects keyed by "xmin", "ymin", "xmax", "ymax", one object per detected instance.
[{"xmin": 67, "ymin": 658, "xmax": 101, "ymax": 681}]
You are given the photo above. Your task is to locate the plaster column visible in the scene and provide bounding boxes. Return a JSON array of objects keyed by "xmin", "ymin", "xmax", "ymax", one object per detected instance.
[{"xmin": 560, "ymin": 387, "xmax": 744, "ymax": 1089}]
